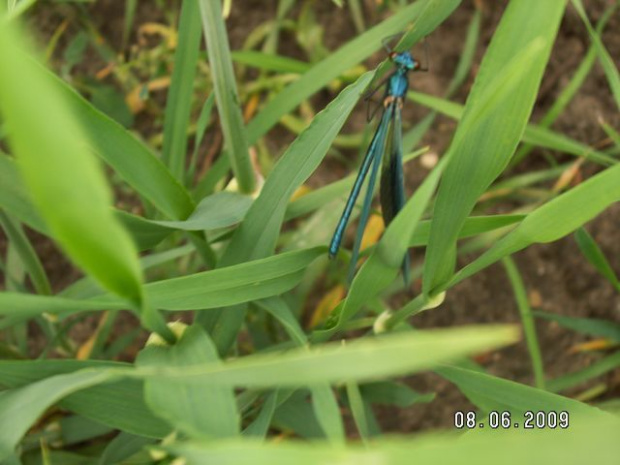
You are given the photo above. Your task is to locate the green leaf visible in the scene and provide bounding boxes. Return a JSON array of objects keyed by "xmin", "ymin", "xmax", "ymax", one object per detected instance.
[
  {"xmin": 346, "ymin": 382, "xmax": 369, "ymax": 440},
  {"xmin": 149, "ymin": 191, "xmax": 254, "ymax": 231},
  {"xmin": 0, "ymin": 360, "xmax": 171, "ymax": 438},
  {"xmin": 246, "ymin": 0, "xmax": 461, "ymax": 143},
  {"xmin": 0, "ymin": 370, "xmax": 113, "ymax": 460},
  {"xmin": 360, "ymin": 381, "xmax": 434, "ymax": 408},
  {"xmin": 231, "ymin": 51, "xmax": 310, "ymax": 74},
  {"xmin": 423, "ymin": 0, "xmax": 567, "ymax": 295},
  {"xmin": 188, "ymin": 93, "xmax": 215, "ymax": 184},
  {"xmin": 408, "ymin": 91, "xmax": 616, "ymax": 166},
  {"xmin": 243, "ymin": 391, "xmax": 279, "ymax": 438},
  {"xmin": 284, "ymin": 148, "xmax": 426, "ymax": 222},
  {"xmin": 162, "ymin": 0, "xmax": 203, "ymax": 181},
  {"xmin": 446, "ymin": 163, "xmax": 620, "ymax": 291},
  {"xmin": 437, "ymin": 365, "xmax": 612, "ymax": 419},
  {"xmin": 0, "ymin": 212, "xmax": 51, "ymax": 295},
  {"xmin": 256, "ymin": 297, "xmax": 307, "ymax": 346},
  {"xmin": 410, "ymin": 214, "xmax": 524, "ymax": 246},
  {"xmin": 0, "ymin": 154, "xmax": 47, "ymax": 233},
  {"xmin": 329, "ymin": 156, "xmax": 447, "ymax": 332},
  {"xmin": 199, "ymin": 0, "xmax": 254, "ymax": 193},
  {"xmin": 47, "ymin": 64, "xmax": 195, "ymax": 220},
  {"xmin": 87, "ymin": 83, "xmax": 133, "ymax": 128},
  {"xmin": 272, "ymin": 391, "xmax": 325, "ymax": 438},
  {"xmin": 571, "ymin": 0, "xmax": 620, "ymax": 111},
  {"xmin": 0, "ymin": 247, "xmax": 324, "ymax": 322},
  {"xmin": 502, "ymin": 257, "xmax": 545, "ymax": 389},
  {"xmin": 133, "ymin": 325, "xmax": 518, "ymax": 386},
  {"xmin": 309, "ymin": 386, "xmax": 344, "ymax": 443},
  {"xmin": 221, "ymin": 72, "xmax": 374, "ymax": 265},
  {"xmin": 210, "ymin": 72, "xmax": 374, "ymax": 353},
  {"xmin": 512, "ymin": 3, "xmax": 617, "ymax": 165},
  {"xmin": 548, "ymin": 351, "xmax": 620, "ymax": 392},
  {"xmin": 137, "ymin": 326, "xmax": 239, "ymax": 438},
  {"xmin": 0, "ymin": 21, "xmax": 144, "ymax": 307},
  {"xmin": 574, "ymin": 227, "xmax": 620, "ymax": 291},
  {"xmin": 99, "ymin": 432, "xmax": 154, "ymax": 465},
  {"xmin": 146, "ymin": 247, "xmax": 324, "ymax": 310},
  {"xmin": 534, "ymin": 311, "xmax": 620, "ymax": 342}
]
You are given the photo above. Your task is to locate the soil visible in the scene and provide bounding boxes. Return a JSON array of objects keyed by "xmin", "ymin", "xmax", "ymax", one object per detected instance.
[{"xmin": 1, "ymin": 0, "xmax": 619, "ymax": 433}]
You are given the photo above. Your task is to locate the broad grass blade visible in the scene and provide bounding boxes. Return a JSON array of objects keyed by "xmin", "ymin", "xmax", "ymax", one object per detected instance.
[
  {"xmin": 423, "ymin": 0, "xmax": 567, "ymax": 296},
  {"xmin": 137, "ymin": 326, "xmax": 239, "ymax": 438}
]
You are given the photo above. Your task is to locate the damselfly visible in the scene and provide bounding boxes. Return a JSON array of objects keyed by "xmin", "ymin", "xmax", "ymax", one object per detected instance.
[{"xmin": 329, "ymin": 40, "xmax": 426, "ymax": 283}]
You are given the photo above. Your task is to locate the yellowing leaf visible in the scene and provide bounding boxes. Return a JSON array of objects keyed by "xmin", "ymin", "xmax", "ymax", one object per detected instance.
[
  {"xmin": 76, "ymin": 311, "xmax": 110, "ymax": 360},
  {"xmin": 569, "ymin": 338, "xmax": 618, "ymax": 354},
  {"xmin": 290, "ymin": 185, "xmax": 312, "ymax": 202},
  {"xmin": 553, "ymin": 159, "xmax": 584, "ymax": 192},
  {"xmin": 137, "ymin": 23, "xmax": 178, "ymax": 48},
  {"xmin": 310, "ymin": 285, "xmax": 345, "ymax": 328},
  {"xmin": 360, "ymin": 214, "xmax": 384, "ymax": 252},
  {"xmin": 126, "ymin": 77, "xmax": 172, "ymax": 114}
]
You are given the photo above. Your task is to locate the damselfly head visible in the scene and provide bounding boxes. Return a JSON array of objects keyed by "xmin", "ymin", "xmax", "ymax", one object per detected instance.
[{"xmin": 390, "ymin": 51, "xmax": 417, "ymax": 70}]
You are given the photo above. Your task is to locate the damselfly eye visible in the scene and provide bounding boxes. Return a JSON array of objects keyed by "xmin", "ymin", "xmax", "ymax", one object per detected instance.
[{"xmin": 389, "ymin": 51, "xmax": 397, "ymax": 60}]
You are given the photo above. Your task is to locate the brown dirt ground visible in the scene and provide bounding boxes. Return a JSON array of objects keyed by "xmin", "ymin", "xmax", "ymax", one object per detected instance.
[{"xmin": 1, "ymin": 0, "xmax": 619, "ymax": 433}]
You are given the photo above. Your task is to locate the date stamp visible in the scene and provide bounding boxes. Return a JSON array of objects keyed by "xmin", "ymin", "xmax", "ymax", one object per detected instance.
[{"xmin": 454, "ymin": 410, "xmax": 569, "ymax": 430}]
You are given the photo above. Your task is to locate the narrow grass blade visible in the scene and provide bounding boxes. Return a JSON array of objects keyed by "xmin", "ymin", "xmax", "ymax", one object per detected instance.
[
  {"xmin": 122, "ymin": 0, "xmax": 138, "ymax": 48},
  {"xmin": 310, "ymin": 386, "xmax": 345, "ymax": 443},
  {"xmin": 513, "ymin": 3, "xmax": 617, "ymax": 165},
  {"xmin": 0, "ymin": 293, "xmax": 114, "ymax": 319},
  {"xmin": 437, "ymin": 365, "xmax": 612, "ymax": 420},
  {"xmin": 534, "ymin": 311, "xmax": 620, "ymax": 342},
  {"xmin": 410, "ymin": 214, "xmax": 524, "ymax": 246},
  {"xmin": 360, "ymin": 381, "xmax": 434, "ymax": 408},
  {"xmin": 574, "ymin": 227, "xmax": 620, "ymax": 292},
  {"xmin": 407, "ymin": 91, "xmax": 616, "ymax": 166},
  {"xmin": 571, "ymin": 0, "xmax": 620, "ymax": 111},
  {"xmin": 188, "ymin": 93, "xmax": 215, "ymax": 184},
  {"xmin": 346, "ymin": 382, "xmax": 369, "ymax": 440},
  {"xmin": 231, "ymin": 51, "xmax": 310, "ymax": 74},
  {"xmin": 199, "ymin": 0, "xmax": 254, "ymax": 193},
  {"xmin": 600, "ymin": 119, "xmax": 620, "ymax": 149},
  {"xmin": 256, "ymin": 297, "xmax": 307, "ymax": 346},
  {"xmin": 502, "ymin": 257, "xmax": 545, "ymax": 389},
  {"xmin": 423, "ymin": 0, "xmax": 567, "ymax": 296},
  {"xmin": 548, "ymin": 351, "xmax": 620, "ymax": 392},
  {"xmin": 0, "ymin": 21, "xmax": 144, "ymax": 307},
  {"xmin": 99, "ymin": 433, "xmax": 154, "ymax": 465},
  {"xmin": 446, "ymin": 163, "xmax": 620, "ymax": 291},
  {"xmin": 243, "ymin": 391, "xmax": 278, "ymax": 438},
  {"xmin": 0, "ymin": 212, "xmax": 51, "ymax": 295},
  {"xmin": 137, "ymin": 326, "xmax": 239, "ymax": 438},
  {"xmin": 246, "ymin": 0, "xmax": 461, "ymax": 143},
  {"xmin": 162, "ymin": 0, "xmax": 203, "ymax": 181}
]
